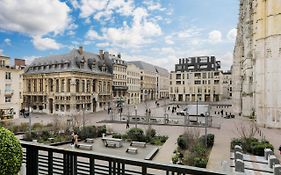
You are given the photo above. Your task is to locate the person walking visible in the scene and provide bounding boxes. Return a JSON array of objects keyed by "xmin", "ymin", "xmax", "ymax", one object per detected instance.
[
  {"xmin": 126, "ymin": 118, "xmax": 130, "ymax": 129},
  {"xmin": 74, "ymin": 132, "xmax": 79, "ymax": 148}
]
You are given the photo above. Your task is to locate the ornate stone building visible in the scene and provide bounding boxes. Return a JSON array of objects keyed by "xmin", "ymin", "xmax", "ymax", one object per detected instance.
[
  {"xmin": 23, "ymin": 47, "xmax": 113, "ymax": 115},
  {"xmin": 0, "ymin": 56, "xmax": 25, "ymax": 119},
  {"xmin": 232, "ymin": 0, "xmax": 281, "ymax": 128}
]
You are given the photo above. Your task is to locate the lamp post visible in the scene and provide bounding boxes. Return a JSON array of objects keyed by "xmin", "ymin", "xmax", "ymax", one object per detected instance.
[
  {"xmin": 134, "ymin": 105, "xmax": 137, "ymax": 128},
  {"xmin": 82, "ymin": 103, "xmax": 85, "ymax": 129}
]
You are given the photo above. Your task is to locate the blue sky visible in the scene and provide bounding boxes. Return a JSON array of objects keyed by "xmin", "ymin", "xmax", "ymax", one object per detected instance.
[{"xmin": 0, "ymin": 0, "xmax": 239, "ymax": 71}]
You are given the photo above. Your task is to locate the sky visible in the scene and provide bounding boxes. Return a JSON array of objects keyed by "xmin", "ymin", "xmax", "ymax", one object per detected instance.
[{"xmin": 0, "ymin": 0, "xmax": 239, "ymax": 71}]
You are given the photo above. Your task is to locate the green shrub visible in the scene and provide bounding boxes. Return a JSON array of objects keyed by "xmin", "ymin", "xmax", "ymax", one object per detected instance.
[
  {"xmin": 172, "ymin": 153, "xmax": 180, "ymax": 164},
  {"xmin": 127, "ymin": 128, "xmax": 146, "ymax": 142},
  {"xmin": 78, "ymin": 126, "xmax": 97, "ymax": 140},
  {"xmin": 97, "ymin": 125, "xmax": 106, "ymax": 137},
  {"xmin": 112, "ymin": 133, "xmax": 122, "ymax": 139},
  {"xmin": 230, "ymin": 138, "xmax": 242, "ymax": 150},
  {"xmin": 177, "ymin": 136, "xmax": 187, "ymax": 150},
  {"xmin": 193, "ymin": 157, "xmax": 208, "ymax": 168},
  {"xmin": 192, "ymin": 143, "xmax": 207, "ymax": 157},
  {"xmin": 121, "ymin": 134, "xmax": 128, "ymax": 140},
  {"xmin": 251, "ymin": 142, "xmax": 274, "ymax": 156},
  {"xmin": 0, "ymin": 127, "xmax": 23, "ymax": 175},
  {"xmin": 200, "ymin": 134, "xmax": 215, "ymax": 148},
  {"xmin": 23, "ymin": 132, "xmax": 33, "ymax": 141},
  {"xmin": 41, "ymin": 130, "xmax": 52, "ymax": 140}
]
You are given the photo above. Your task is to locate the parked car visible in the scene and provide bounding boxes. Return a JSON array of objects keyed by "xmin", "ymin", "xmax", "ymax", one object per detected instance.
[{"xmin": 176, "ymin": 108, "xmax": 188, "ymax": 116}]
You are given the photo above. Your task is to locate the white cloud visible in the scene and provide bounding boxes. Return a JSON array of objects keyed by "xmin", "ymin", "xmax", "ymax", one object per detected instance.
[
  {"xmin": 0, "ymin": 0, "xmax": 71, "ymax": 36},
  {"xmin": 144, "ymin": 1, "xmax": 164, "ymax": 11},
  {"xmin": 4, "ymin": 38, "xmax": 11, "ymax": 45},
  {"xmin": 0, "ymin": 48, "xmax": 3, "ymax": 55},
  {"xmin": 208, "ymin": 30, "xmax": 222, "ymax": 43},
  {"xmin": 86, "ymin": 29, "xmax": 104, "ymax": 40},
  {"xmin": 32, "ymin": 36, "xmax": 63, "ymax": 51},
  {"xmin": 102, "ymin": 7, "xmax": 162, "ymax": 48},
  {"xmin": 67, "ymin": 31, "xmax": 75, "ymax": 36},
  {"xmin": 22, "ymin": 55, "xmax": 40, "ymax": 65},
  {"xmin": 79, "ymin": 0, "xmax": 108, "ymax": 18},
  {"xmin": 0, "ymin": 0, "xmax": 71, "ymax": 50},
  {"xmin": 227, "ymin": 28, "xmax": 237, "ymax": 41},
  {"xmin": 96, "ymin": 42, "xmax": 110, "ymax": 47},
  {"xmin": 164, "ymin": 36, "xmax": 174, "ymax": 45}
]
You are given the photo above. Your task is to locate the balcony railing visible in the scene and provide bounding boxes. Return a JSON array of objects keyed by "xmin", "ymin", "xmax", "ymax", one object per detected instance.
[{"xmin": 21, "ymin": 141, "xmax": 225, "ymax": 175}]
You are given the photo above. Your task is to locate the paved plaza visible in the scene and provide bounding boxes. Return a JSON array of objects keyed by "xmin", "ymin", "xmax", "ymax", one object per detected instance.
[{"xmin": 10, "ymin": 99, "xmax": 281, "ymax": 173}]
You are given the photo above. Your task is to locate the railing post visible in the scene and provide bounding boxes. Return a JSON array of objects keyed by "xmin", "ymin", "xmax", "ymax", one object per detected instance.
[
  {"xmin": 142, "ymin": 166, "xmax": 147, "ymax": 174},
  {"xmin": 90, "ymin": 157, "xmax": 95, "ymax": 175},
  {"xmin": 26, "ymin": 145, "xmax": 38, "ymax": 175},
  {"xmin": 48, "ymin": 151, "xmax": 53, "ymax": 175}
]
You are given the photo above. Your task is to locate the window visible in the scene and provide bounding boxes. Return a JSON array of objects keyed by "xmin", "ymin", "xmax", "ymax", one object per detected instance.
[
  {"xmin": 5, "ymin": 96, "xmax": 11, "ymax": 102},
  {"xmin": 194, "ymin": 80, "xmax": 201, "ymax": 84},
  {"xmin": 5, "ymin": 72, "xmax": 11, "ymax": 79},
  {"xmin": 176, "ymin": 81, "xmax": 181, "ymax": 85},
  {"xmin": 176, "ymin": 74, "xmax": 181, "ymax": 79},
  {"xmin": 5, "ymin": 84, "xmax": 11, "ymax": 92},
  {"xmin": 67, "ymin": 79, "xmax": 71, "ymax": 92},
  {"xmin": 61, "ymin": 79, "xmax": 65, "ymax": 92},
  {"xmin": 56, "ymin": 79, "xmax": 59, "ymax": 92},
  {"xmin": 76, "ymin": 79, "xmax": 80, "ymax": 92},
  {"xmin": 214, "ymin": 80, "xmax": 220, "ymax": 84}
]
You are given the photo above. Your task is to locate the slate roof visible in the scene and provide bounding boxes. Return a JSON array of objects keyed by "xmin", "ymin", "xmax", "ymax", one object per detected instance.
[
  {"xmin": 24, "ymin": 48, "xmax": 113, "ymax": 75},
  {"xmin": 128, "ymin": 61, "xmax": 168, "ymax": 75}
]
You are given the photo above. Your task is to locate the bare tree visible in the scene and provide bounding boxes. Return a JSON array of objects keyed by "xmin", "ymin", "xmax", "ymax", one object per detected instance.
[{"xmin": 235, "ymin": 121, "xmax": 258, "ymax": 140}]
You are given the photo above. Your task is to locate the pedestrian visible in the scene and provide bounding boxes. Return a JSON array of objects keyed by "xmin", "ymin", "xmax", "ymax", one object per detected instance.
[
  {"xmin": 148, "ymin": 109, "xmax": 151, "ymax": 116},
  {"xmin": 157, "ymin": 103, "xmax": 159, "ymax": 107},
  {"xmin": 126, "ymin": 118, "xmax": 130, "ymax": 129},
  {"xmin": 168, "ymin": 106, "xmax": 170, "ymax": 110},
  {"xmin": 73, "ymin": 132, "xmax": 79, "ymax": 148},
  {"xmin": 279, "ymin": 145, "xmax": 281, "ymax": 155}
]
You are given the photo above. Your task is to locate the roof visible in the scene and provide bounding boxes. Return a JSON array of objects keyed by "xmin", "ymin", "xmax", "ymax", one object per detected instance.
[
  {"xmin": 24, "ymin": 48, "xmax": 113, "ymax": 75},
  {"xmin": 128, "ymin": 61, "xmax": 168, "ymax": 75}
]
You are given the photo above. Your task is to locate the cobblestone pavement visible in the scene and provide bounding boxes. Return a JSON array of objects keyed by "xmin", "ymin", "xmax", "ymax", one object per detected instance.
[{"xmin": 10, "ymin": 99, "xmax": 281, "ymax": 173}]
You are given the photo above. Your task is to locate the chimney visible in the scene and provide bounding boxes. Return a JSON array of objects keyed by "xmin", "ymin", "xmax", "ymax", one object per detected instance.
[
  {"xmin": 99, "ymin": 50, "xmax": 104, "ymax": 59},
  {"xmin": 79, "ymin": 46, "xmax": 83, "ymax": 55}
]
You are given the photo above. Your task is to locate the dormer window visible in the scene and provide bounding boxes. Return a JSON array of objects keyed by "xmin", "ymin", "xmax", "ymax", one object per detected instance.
[{"xmin": 61, "ymin": 63, "xmax": 64, "ymax": 69}]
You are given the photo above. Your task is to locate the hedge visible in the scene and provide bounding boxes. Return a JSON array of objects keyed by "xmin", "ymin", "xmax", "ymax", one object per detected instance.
[{"xmin": 0, "ymin": 127, "xmax": 23, "ymax": 175}]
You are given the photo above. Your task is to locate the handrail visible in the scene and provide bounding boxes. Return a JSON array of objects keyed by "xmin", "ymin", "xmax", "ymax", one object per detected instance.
[{"xmin": 21, "ymin": 141, "xmax": 225, "ymax": 175}]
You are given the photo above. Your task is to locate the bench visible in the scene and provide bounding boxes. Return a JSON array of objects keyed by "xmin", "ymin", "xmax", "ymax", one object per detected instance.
[
  {"xmin": 85, "ymin": 138, "xmax": 94, "ymax": 143},
  {"xmin": 130, "ymin": 141, "xmax": 146, "ymax": 147},
  {"xmin": 77, "ymin": 143, "xmax": 93, "ymax": 150},
  {"xmin": 126, "ymin": 147, "xmax": 138, "ymax": 154},
  {"xmin": 145, "ymin": 147, "xmax": 159, "ymax": 160},
  {"xmin": 102, "ymin": 138, "xmax": 123, "ymax": 148}
]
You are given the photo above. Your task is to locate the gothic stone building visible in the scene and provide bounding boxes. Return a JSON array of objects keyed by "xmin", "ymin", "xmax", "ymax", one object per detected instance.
[{"xmin": 23, "ymin": 47, "xmax": 113, "ymax": 115}]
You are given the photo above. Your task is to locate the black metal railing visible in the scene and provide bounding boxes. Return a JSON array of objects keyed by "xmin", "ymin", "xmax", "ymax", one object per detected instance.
[{"xmin": 21, "ymin": 141, "xmax": 225, "ymax": 175}]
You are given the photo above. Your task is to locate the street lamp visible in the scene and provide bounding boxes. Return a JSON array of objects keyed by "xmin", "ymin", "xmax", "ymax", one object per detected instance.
[{"xmin": 134, "ymin": 105, "xmax": 137, "ymax": 128}]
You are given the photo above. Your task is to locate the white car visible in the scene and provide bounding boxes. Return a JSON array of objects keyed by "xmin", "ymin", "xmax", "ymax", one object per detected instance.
[{"xmin": 176, "ymin": 108, "xmax": 188, "ymax": 116}]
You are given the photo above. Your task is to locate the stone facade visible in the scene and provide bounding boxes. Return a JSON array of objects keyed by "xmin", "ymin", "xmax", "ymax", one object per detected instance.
[
  {"xmin": 128, "ymin": 61, "xmax": 169, "ymax": 102},
  {"xmin": 111, "ymin": 53, "xmax": 128, "ymax": 104},
  {"xmin": 23, "ymin": 47, "xmax": 113, "ymax": 115},
  {"xmin": 232, "ymin": 0, "xmax": 281, "ymax": 128},
  {"xmin": 0, "ymin": 55, "xmax": 24, "ymax": 119},
  {"xmin": 126, "ymin": 63, "xmax": 140, "ymax": 105},
  {"xmin": 170, "ymin": 56, "xmax": 229, "ymax": 102}
]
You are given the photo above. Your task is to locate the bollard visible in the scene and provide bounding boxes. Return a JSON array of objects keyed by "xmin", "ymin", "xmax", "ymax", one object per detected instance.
[{"xmin": 235, "ymin": 159, "xmax": 244, "ymax": 172}]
